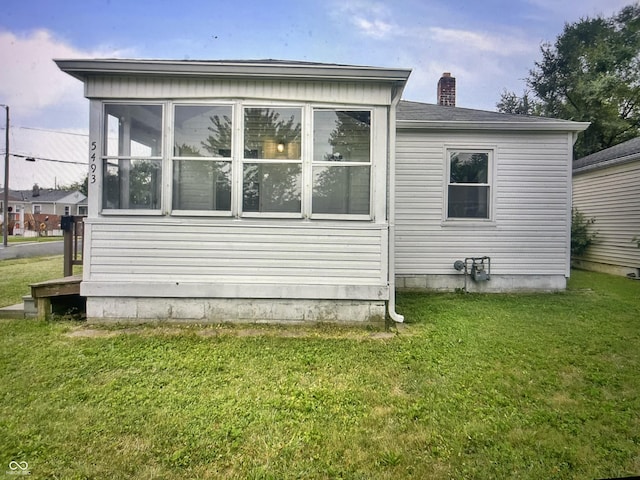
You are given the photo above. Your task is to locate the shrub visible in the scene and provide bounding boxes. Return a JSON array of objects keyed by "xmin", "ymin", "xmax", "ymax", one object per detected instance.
[{"xmin": 571, "ymin": 207, "xmax": 597, "ymax": 257}]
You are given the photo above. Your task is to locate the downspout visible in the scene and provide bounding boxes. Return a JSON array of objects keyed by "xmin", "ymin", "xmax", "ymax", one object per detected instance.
[{"xmin": 387, "ymin": 85, "xmax": 404, "ymax": 323}]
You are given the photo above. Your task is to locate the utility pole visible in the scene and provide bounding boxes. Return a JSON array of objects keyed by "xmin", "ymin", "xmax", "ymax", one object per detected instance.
[{"xmin": 1, "ymin": 104, "xmax": 8, "ymax": 248}]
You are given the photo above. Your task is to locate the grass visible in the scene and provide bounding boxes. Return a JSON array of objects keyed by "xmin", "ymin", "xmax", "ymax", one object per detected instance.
[
  {"xmin": 0, "ymin": 267, "xmax": 639, "ymax": 478},
  {"xmin": 8, "ymin": 235, "xmax": 63, "ymax": 244},
  {"xmin": 0, "ymin": 256, "xmax": 81, "ymax": 307}
]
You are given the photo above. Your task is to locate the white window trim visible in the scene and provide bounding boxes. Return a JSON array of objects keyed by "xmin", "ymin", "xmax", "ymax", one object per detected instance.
[
  {"xmin": 442, "ymin": 145, "xmax": 497, "ymax": 226},
  {"xmin": 309, "ymin": 107, "xmax": 374, "ymax": 220},
  {"xmin": 239, "ymin": 104, "xmax": 305, "ymax": 218},
  {"xmin": 98, "ymin": 100, "xmax": 377, "ymax": 221},
  {"xmin": 32, "ymin": 204, "xmax": 42, "ymax": 214},
  {"xmin": 170, "ymin": 102, "xmax": 235, "ymax": 216},
  {"xmin": 100, "ymin": 102, "xmax": 166, "ymax": 215}
]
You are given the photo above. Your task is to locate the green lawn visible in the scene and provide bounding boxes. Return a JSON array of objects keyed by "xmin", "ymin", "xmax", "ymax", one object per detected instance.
[
  {"xmin": 0, "ymin": 268, "xmax": 638, "ymax": 479},
  {"xmin": 8, "ymin": 235, "xmax": 63, "ymax": 244},
  {"xmin": 0, "ymin": 256, "xmax": 81, "ymax": 307}
]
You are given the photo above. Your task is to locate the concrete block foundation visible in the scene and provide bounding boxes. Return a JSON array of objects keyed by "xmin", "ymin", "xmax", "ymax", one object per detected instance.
[
  {"xmin": 396, "ymin": 274, "xmax": 567, "ymax": 292},
  {"xmin": 86, "ymin": 297, "xmax": 386, "ymax": 325}
]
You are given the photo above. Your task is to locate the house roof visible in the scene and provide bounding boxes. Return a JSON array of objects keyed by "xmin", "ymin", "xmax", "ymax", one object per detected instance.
[
  {"xmin": 55, "ymin": 58, "xmax": 412, "ymax": 84},
  {"xmin": 2, "ymin": 127, "xmax": 89, "ymax": 190},
  {"xmin": 397, "ymin": 100, "xmax": 589, "ymax": 132},
  {"xmin": 6, "ymin": 188, "xmax": 87, "ymax": 205},
  {"xmin": 573, "ymin": 137, "xmax": 640, "ymax": 175}
]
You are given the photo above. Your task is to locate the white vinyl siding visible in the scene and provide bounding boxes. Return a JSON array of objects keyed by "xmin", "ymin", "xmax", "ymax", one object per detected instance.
[
  {"xmin": 395, "ymin": 130, "xmax": 572, "ymax": 276},
  {"xmin": 572, "ymin": 160, "xmax": 640, "ymax": 271},
  {"xmin": 85, "ymin": 76, "xmax": 392, "ymax": 106},
  {"xmin": 83, "ymin": 75, "xmax": 393, "ymax": 305},
  {"xmin": 81, "ymin": 218, "xmax": 388, "ymax": 300}
]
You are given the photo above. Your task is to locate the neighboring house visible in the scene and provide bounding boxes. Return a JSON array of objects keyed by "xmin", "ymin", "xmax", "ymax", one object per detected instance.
[
  {"xmin": 56, "ymin": 58, "xmax": 588, "ymax": 324},
  {"xmin": 572, "ymin": 138, "xmax": 640, "ymax": 278},
  {"xmin": 1, "ymin": 186, "xmax": 87, "ymax": 235}
]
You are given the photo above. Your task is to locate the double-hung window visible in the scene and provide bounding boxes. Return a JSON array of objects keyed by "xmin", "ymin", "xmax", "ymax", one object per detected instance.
[
  {"xmin": 312, "ymin": 110, "xmax": 371, "ymax": 216},
  {"xmin": 103, "ymin": 104, "xmax": 163, "ymax": 212},
  {"xmin": 172, "ymin": 105, "xmax": 233, "ymax": 213},
  {"xmin": 446, "ymin": 149, "xmax": 492, "ymax": 219},
  {"xmin": 242, "ymin": 107, "xmax": 303, "ymax": 215}
]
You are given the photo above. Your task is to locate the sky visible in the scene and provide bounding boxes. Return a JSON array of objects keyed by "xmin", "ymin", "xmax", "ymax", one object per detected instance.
[{"xmin": 0, "ymin": 0, "xmax": 634, "ymax": 134}]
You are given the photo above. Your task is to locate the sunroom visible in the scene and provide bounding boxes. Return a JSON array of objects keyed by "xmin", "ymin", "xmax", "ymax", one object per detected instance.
[{"xmin": 56, "ymin": 59, "xmax": 411, "ymax": 324}]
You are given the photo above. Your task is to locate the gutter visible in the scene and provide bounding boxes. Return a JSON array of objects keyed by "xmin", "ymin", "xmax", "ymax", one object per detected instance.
[
  {"xmin": 398, "ymin": 120, "xmax": 590, "ymax": 132},
  {"xmin": 387, "ymin": 85, "xmax": 405, "ymax": 323},
  {"xmin": 54, "ymin": 58, "xmax": 413, "ymax": 84}
]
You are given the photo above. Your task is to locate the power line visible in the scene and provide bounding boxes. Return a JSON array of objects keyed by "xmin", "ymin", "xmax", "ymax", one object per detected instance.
[{"xmin": 1, "ymin": 152, "xmax": 87, "ymax": 166}]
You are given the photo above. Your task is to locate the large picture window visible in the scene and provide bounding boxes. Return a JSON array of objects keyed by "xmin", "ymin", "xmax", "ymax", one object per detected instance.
[
  {"xmin": 98, "ymin": 102, "xmax": 377, "ymax": 219},
  {"xmin": 103, "ymin": 104, "xmax": 163, "ymax": 211},
  {"xmin": 312, "ymin": 110, "xmax": 371, "ymax": 215},
  {"xmin": 242, "ymin": 107, "xmax": 302, "ymax": 214},
  {"xmin": 172, "ymin": 105, "xmax": 232, "ymax": 212},
  {"xmin": 447, "ymin": 150, "xmax": 491, "ymax": 219}
]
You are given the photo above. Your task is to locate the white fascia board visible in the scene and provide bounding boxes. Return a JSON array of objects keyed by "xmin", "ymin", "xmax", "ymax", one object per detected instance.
[
  {"xmin": 397, "ymin": 120, "xmax": 590, "ymax": 132},
  {"xmin": 54, "ymin": 59, "xmax": 412, "ymax": 84}
]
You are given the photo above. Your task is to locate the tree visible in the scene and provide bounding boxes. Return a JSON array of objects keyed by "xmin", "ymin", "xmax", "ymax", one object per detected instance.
[
  {"xmin": 571, "ymin": 207, "xmax": 597, "ymax": 257},
  {"xmin": 497, "ymin": 4, "xmax": 640, "ymax": 157},
  {"xmin": 496, "ymin": 89, "xmax": 541, "ymax": 116},
  {"xmin": 60, "ymin": 176, "xmax": 88, "ymax": 196}
]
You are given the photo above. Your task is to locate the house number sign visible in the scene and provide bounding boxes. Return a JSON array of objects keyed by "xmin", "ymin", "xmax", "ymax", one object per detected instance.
[{"xmin": 90, "ymin": 141, "xmax": 97, "ymax": 183}]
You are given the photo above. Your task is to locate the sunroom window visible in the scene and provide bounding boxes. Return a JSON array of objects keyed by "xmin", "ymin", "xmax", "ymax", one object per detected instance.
[
  {"xmin": 103, "ymin": 104, "xmax": 163, "ymax": 211},
  {"xmin": 242, "ymin": 107, "xmax": 302, "ymax": 214},
  {"xmin": 312, "ymin": 110, "xmax": 371, "ymax": 215},
  {"xmin": 172, "ymin": 105, "xmax": 232, "ymax": 212},
  {"xmin": 447, "ymin": 150, "xmax": 491, "ymax": 219}
]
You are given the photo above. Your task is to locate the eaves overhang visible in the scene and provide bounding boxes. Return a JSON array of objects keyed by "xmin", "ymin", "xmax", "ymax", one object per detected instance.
[
  {"xmin": 573, "ymin": 151, "xmax": 640, "ymax": 175},
  {"xmin": 397, "ymin": 120, "xmax": 590, "ymax": 132},
  {"xmin": 54, "ymin": 58, "xmax": 412, "ymax": 85}
]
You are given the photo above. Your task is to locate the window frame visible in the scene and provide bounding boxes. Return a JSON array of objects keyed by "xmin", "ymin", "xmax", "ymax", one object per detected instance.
[
  {"xmin": 170, "ymin": 102, "xmax": 235, "ymax": 217},
  {"xmin": 96, "ymin": 100, "xmax": 378, "ymax": 221},
  {"xmin": 240, "ymin": 104, "xmax": 304, "ymax": 219},
  {"xmin": 310, "ymin": 108, "xmax": 373, "ymax": 221},
  {"xmin": 100, "ymin": 102, "xmax": 165, "ymax": 216},
  {"xmin": 443, "ymin": 146, "xmax": 496, "ymax": 224}
]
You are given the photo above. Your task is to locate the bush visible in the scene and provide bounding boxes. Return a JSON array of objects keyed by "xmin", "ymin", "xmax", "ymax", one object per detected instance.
[{"xmin": 571, "ymin": 207, "xmax": 597, "ymax": 257}]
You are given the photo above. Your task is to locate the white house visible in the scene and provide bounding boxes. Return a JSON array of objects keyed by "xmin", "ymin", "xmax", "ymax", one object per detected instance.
[
  {"xmin": 572, "ymin": 137, "xmax": 640, "ymax": 278},
  {"xmin": 395, "ymin": 101, "xmax": 589, "ymax": 292},
  {"xmin": 56, "ymin": 59, "xmax": 588, "ymax": 324}
]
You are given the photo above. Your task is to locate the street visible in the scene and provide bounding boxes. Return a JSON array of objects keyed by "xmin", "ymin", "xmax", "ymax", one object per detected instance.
[{"xmin": 0, "ymin": 240, "xmax": 64, "ymax": 260}]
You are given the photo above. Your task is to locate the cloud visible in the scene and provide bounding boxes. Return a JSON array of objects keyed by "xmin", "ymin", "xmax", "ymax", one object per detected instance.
[
  {"xmin": 352, "ymin": 17, "xmax": 395, "ymax": 39},
  {"xmin": 333, "ymin": 0, "xmax": 399, "ymax": 39},
  {"xmin": 428, "ymin": 27, "xmax": 536, "ymax": 56},
  {"xmin": 0, "ymin": 29, "xmax": 131, "ymax": 129},
  {"xmin": 325, "ymin": 0, "xmax": 541, "ymax": 110}
]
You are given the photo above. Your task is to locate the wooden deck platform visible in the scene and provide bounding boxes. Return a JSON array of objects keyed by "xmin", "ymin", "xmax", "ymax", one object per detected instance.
[{"xmin": 30, "ymin": 275, "xmax": 83, "ymax": 320}]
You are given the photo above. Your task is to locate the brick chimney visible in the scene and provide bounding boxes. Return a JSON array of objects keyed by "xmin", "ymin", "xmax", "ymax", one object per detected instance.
[{"xmin": 437, "ymin": 72, "xmax": 456, "ymax": 107}]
